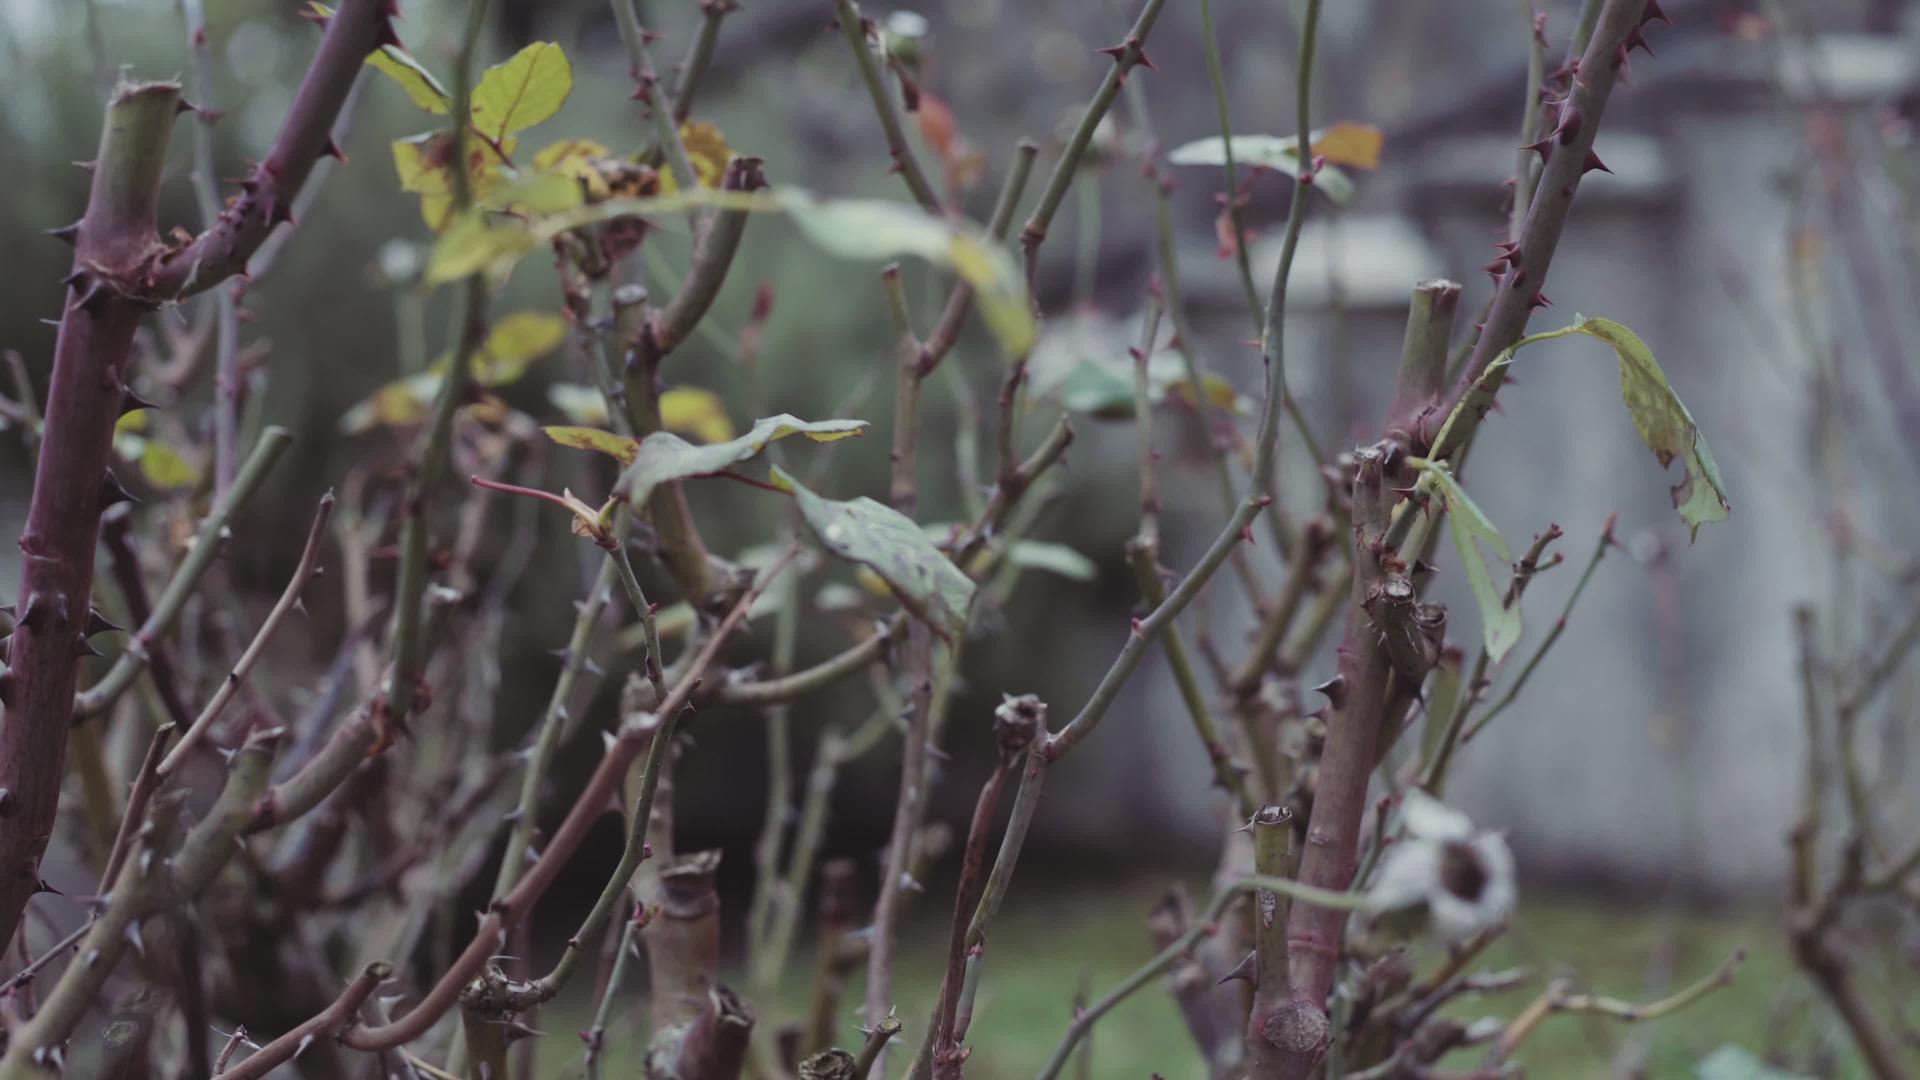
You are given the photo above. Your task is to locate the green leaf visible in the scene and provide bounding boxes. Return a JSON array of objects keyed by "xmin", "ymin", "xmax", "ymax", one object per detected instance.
[
  {"xmin": 545, "ymin": 425, "xmax": 641, "ymax": 466},
  {"xmin": 1409, "ymin": 459, "xmax": 1521, "ymax": 662},
  {"xmin": 1438, "ymin": 317, "xmax": 1731, "ymax": 542},
  {"xmin": 469, "ymin": 41, "xmax": 572, "ymax": 141},
  {"xmin": 366, "ymin": 45, "xmax": 451, "ymax": 115},
  {"xmin": 1056, "ymin": 360, "xmax": 1139, "ymax": 419},
  {"xmin": 773, "ymin": 466, "xmax": 975, "ymax": 638},
  {"xmin": 1007, "ymin": 540, "xmax": 1097, "ymax": 581},
  {"xmin": 784, "ymin": 191, "xmax": 1034, "ymax": 355},
  {"xmin": 1167, "ymin": 134, "xmax": 1356, "ymax": 205},
  {"xmin": 419, "ymin": 187, "xmax": 1032, "ymax": 357},
  {"xmin": 1552, "ymin": 317, "xmax": 1731, "ymax": 541},
  {"xmin": 619, "ymin": 414, "xmax": 870, "ymax": 507},
  {"xmin": 1696, "ymin": 1046, "xmax": 1810, "ymax": 1080}
]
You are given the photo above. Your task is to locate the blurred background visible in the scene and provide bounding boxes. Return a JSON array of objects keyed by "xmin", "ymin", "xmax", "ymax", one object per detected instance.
[{"xmin": 3, "ymin": 0, "xmax": 1919, "ymax": 1074}]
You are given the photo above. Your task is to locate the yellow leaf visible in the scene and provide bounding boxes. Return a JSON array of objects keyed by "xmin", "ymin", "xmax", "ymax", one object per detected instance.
[
  {"xmin": 659, "ymin": 387, "xmax": 735, "ymax": 444},
  {"xmin": 492, "ymin": 172, "xmax": 584, "ymax": 215},
  {"xmin": 392, "ymin": 131, "xmax": 516, "ymax": 232},
  {"xmin": 1311, "ymin": 122, "xmax": 1384, "ymax": 171},
  {"xmin": 114, "ymin": 411, "xmax": 148, "ymax": 435},
  {"xmin": 430, "ymin": 210, "xmax": 537, "ymax": 281},
  {"xmin": 532, "ymin": 137, "xmax": 613, "ymax": 200},
  {"xmin": 548, "ymin": 383, "xmax": 609, "ymax": 425},
  {"xmin": 340, "ymin": 373, "xmax": 439, "ymax": 434},
  {"xmin": 1169, "ymin": 373, "xmax": 1253, "ymax": 416},
  {"xmin": 366, "ymin": 46, "xmax": 451, "ymax": 115},
  {"xmin": 545, "ymin": 425, "xmax": 642, "ymax": 466},
  {"xmin": 680, "ymin": 121, "xmax": 732, "ymax": 189},
  {"xmin": 477, "ymin": 311, "xmax": 567, "ymax": 383},
  {"xmin": 469, "ymin": 42, "xmax": 572, "ymax": 142},
  {"xmin": 948, "ymin": 233, "xmax": 1035, "ymax": 356},
  {"xmin": 137, "ymin": 441, "xmax": 199, "ymax": 491}
]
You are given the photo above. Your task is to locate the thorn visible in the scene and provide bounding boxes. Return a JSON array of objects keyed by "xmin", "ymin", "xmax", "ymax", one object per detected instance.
[
  {"xmin": 18, "ymin": 593, "xmax": 45, "ymax": 630},
  {"xmin": 46, "ymin": 221, "xmax": 82, "ymax": 245},
  {"xmin": 376, "ymin": 19, "xmax": 403, "ymax": 49},
  {"xmin": 59, "ymin": 268, "xmax": 88, "ymax": 290},
  {"xmin": 124, "ymin": 921, "xmax": 145, "ymax": 957},
  {"xmin": 1582, "ymin": 150, "xmax": 1611, "ymax": 174},
  {"xmin": 72, "ymin": 633, "xmax": 100, "ymax": 658},
  {"xmin": 98, "ymin": 468, "xmax": 138, "ymax": 512},
  {"xmin": 1129, "ymin": 617, "xmax": 1144, "ymax": 638},
  {"xmin": 1239, "ymin": 522, "xmax": 1256, "ymax": 544},
  {"xmin": 118, "ymin": 385, "xmax": 158, "ymax": 415},
  {"xmin": 1528, "ymin": 291, "xmax": 1553, "ymax": 311},
  {"xmin": 298, "ymin": 5, "xmax": 330, "ymax": 26},
  {"xmin": 1312, "ymin": 673, "xmax": 1348, "ymax": 709},
  {"xmin": 75, "ymin": 280, "xmax": 113, "ymax": 313},
  {"xmin": 1219, "ymin": 949, "xmax": 1258, "ymax": 985},
  {"xmin": 1552, "ymin": 104, "xmax": 1582, "ymax": 146},
  {"xmin": 1520, "ymin": 137, "xmax": 1552, "ymax": 162},
  {"xmin": 1641, "ymin": 0, "xmax": 1672, "ymax": 26},
  {"xmin": 322, "ymin": 136, "xmax": 349, "ymax": 163},
  {"xmin": 1624, "ymin": 26, "xmax": 1654, "ymax": 57}
]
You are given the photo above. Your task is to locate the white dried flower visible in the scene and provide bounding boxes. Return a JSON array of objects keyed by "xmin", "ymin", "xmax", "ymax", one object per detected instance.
[{"xmin": 1367, "ymin": 790, "xmax": 1516, "ymax": 942}]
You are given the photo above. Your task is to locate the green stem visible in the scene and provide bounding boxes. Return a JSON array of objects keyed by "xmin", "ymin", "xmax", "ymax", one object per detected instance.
[
  {"xmin": 829, "ymin": 0, "xmax": 940, "ymax": 211},
  {"xmin": 75, "ymin": 428, "xmax": 292, "ymax": 717}
]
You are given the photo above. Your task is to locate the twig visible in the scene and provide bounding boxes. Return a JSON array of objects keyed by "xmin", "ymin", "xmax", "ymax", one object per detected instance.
[
  {"xmin": 490, "ymin": 556, "xmax": 618, "ymax": 898},
  {"xmin": 829, "ymin": 0, "xmax": 940, "ymax": 212},
  {"xmin": 160, "ymin": 492, "xmax": 334, "ymax": 773},
  {"xmin": 1196, "ymin": 0, "xmax": 1260, "ymax": 320},
  {"xmin": 76, "ymin": 428, "xmax": 294, "ymax": 718},
  {"xmin": 218, "ymin": 963, "xmax": 391, "ymax": 1080},
  {"xmin": 1485, "ymin": 951, "xmax": 1746, "ymax": 1067},
  {"xmin": 1461, "ymin": 520, "xmax": 1614, "ymax": 744},
  {"xmin": 1035, "ymin": 876, "xmax": 1370, "ymax": 1080},
  {"xmin": 583, "ymin": 904, "xmax": 642, "ymax": 1080},
  {"xmin": 1018, "ymin": 0, "xmax": 1168, "ymax": 284},
  {"xmin": 338, "ymin": 557, "xmax": 787, "ymax": 1053},
  {"xmin": 855, "ymin": 1016, "xmax": 903, "ymax": 1078},
  {"xmin": 671, "ymin": 0, "xmax": 735, "ymax": 123}
]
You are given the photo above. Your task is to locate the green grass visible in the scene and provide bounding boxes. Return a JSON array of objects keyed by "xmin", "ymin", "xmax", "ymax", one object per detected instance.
[{"xmin": 534, "ymin": 877, "xmax": 1912, "ymax": 1078}]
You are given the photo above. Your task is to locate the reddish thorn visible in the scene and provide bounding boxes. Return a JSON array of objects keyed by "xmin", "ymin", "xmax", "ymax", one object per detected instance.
[
  {"xmin": 1239, "ymin": 522, "xmax": 1255, "ymax": 544},
  {"xmin": 1553, "ymin": 104, "xmax": 1582, "ymax": 146},
  {"xmin": 323, "ymin": 137, "xmax": 348, "ymax": 163},
  {"xmin": 1641, "ymin": 0, "xmax": 1672, "ymax": 26},
  {"xmin": 376, "ymin": 20, "xmax": 403, "ymax": 49},
  {"xmin": 1520, "ymin": 137, "xmax": 1552, "ymax": 162},
  {"xmin": 1251, "ymin": 495, "xmax": 1273, "ymax": 509},
  {"xmin": 1582, "ymin": 150, "xmax": 1611, "ymax": 174},
  {"xmin": 1528, "ymin": 291, "xmax": 1553, "ymax": 311},
  {"xmin": 1129, "ymin": 617, "xmax": 1144, "ymax": 638},
  {"xmin": 1624, "ymin": 26, "xmax": 1654, "ymax": 57}
]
